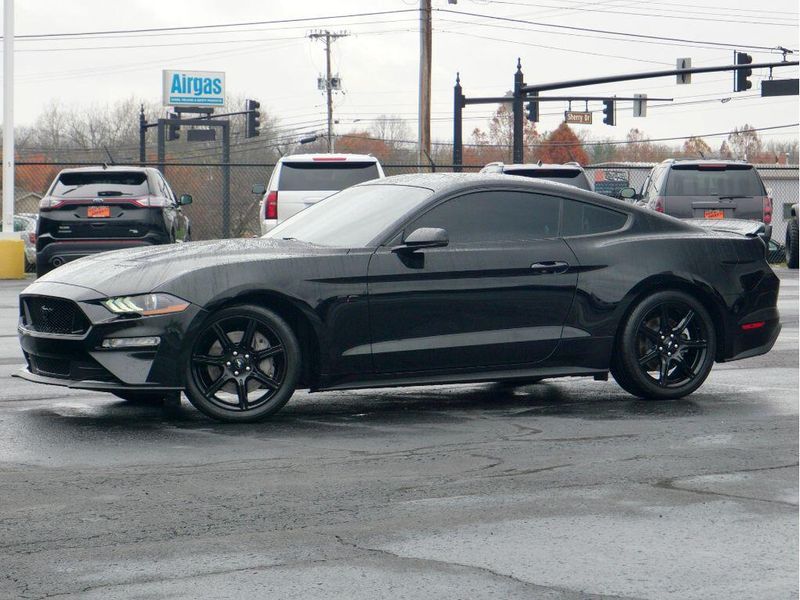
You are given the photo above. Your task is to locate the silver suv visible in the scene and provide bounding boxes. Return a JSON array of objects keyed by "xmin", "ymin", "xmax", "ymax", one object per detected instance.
[{"xmin": 480, "ymin": 161, "xmax": 593, "ymax": 191}]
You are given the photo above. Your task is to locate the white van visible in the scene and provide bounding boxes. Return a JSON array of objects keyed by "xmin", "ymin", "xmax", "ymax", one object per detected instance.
[{"xmin": 255, "ymin": 154, "xmax": 385, "ymax": 235}]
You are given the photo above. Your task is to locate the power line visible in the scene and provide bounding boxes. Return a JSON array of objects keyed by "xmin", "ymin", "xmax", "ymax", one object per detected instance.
[
  {"xmin": 467, "ymin": 0, "xmax": 796, "ymax": 27},
  {"xmin": 436, "ymin": 8, "xmax": 797, "ymax": 52},
  {"xmin": 337, "ymin": 123, "xmax": 798, "ymax": 148},
  {"xmin": 439, "ymin": 29, "xmax": 674, "ymax": 65},
  {"xmin": 3, "ymin": 9, "xmax": 417, "ymax": 40}
]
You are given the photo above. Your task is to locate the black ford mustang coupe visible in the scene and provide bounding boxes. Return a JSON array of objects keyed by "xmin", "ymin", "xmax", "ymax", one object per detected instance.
[{"xmin": 17, "ymin": 174, "xmax": 780, "ymax": 422}]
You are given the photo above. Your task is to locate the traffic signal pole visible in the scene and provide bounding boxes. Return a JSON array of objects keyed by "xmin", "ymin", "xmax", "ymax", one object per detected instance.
[{"xmin": 512, "ymin": 59, "xmax": 524, "ymax": 164}]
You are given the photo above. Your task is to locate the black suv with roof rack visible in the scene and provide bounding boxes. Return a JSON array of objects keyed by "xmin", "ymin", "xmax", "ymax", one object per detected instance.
[
  {"xmin": 622, "ymin": 159, "xmax": 773, "ymax": 241},
  {"xmin": 36, "ymin": 166, "xmax": 192, "ymax": 277}
]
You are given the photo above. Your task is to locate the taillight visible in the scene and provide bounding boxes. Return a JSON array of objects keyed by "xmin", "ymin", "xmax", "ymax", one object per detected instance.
[
  {"xmin": 28, "ymin": 232, "xmax": 36, "ymax": 244},
  {"xmin": 741, "ymin": 321, "xmax": 766, "ymax": 331},
  {"xmin": 38, "ymin": 197, "xmax": 63, "ymax": 210},
  {"xmin": 654, "ymin": 197, "xmax": 665, "ymax": 213},
  {"xmin": 763, "ymin": 196, "xmax": 772, "ymax": 224},
  {"xmin": 265, "ymin": 191, "xmax": 278, "ymax": 220}
]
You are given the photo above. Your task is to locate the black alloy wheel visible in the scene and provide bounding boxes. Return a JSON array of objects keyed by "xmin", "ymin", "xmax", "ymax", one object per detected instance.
[
  {"xmin": 184, "ymin": 305, "xmax": 300, "ymax": 422},
  {"xmin": 612, "ymin": 291, "xmax": 716, "ymax": 400}
]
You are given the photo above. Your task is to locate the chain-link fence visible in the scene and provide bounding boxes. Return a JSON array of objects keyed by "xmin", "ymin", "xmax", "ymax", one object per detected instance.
[{"xmin": 12, "ymin": 161, "xmax": 798, "ymax": 244}]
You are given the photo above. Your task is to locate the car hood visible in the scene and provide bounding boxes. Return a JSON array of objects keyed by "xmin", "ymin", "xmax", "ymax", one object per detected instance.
[{"xmin": 38, "ymin": 238, "xmax": 348, "ymax": 297}]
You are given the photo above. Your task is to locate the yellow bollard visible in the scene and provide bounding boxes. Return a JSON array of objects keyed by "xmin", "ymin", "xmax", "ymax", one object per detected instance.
[{"xmin": 0, "ymin": 237, "xmax": 25, "ymax": 279}]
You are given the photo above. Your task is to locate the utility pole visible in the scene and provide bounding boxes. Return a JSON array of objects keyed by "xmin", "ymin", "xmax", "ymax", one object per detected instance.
[
  {"xmin": 2, "ymin": 0, "xmax": 14, "ymax": 235},
  {"xmin": 309, "ymin": 30, "xmax": 348, "ymax": 153},
  {"xmin": 418, "ymin": 0, "xmax": 432, "ymax": 168}
]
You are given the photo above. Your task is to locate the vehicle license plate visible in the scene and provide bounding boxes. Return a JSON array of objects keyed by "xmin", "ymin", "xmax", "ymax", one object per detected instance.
[
  {"xmin": 704, "ymin": 209, "xmax": 724, "ymax": 219},
  {"xmin": 87, "ymin": 206, "xmax": 111, "ymax": 218}
]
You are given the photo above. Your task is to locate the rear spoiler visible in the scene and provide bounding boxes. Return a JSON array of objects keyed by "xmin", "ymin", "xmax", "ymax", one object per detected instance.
[{"xmin": 686, "ymin": 218, "xmax": 771, "ymax": 248}]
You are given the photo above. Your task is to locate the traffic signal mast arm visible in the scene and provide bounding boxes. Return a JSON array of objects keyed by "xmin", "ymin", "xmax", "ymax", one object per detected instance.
[
  {"xmin": 465, "ymin": 95, "xmax": 672, "ymax": 104},
  {"xmin": 521, "ymin": 60, "xmax": 798, "ymax": 93}
]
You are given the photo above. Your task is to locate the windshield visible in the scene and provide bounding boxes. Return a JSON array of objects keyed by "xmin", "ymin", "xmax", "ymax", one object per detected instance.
[
  {"xmin": 665, "ymin": 165, "xmax": 765, "ymax": 196},
  {"xmin": 265, "ymin": 184, "xmax": 433, "ymax": 247},
  {"xmin": 278, "ymin": 161, "xmax": 380, "ymax": 191},
  {"xmin": 504, "ymin": 168, "xmax": 591, "ymax": 190},
  {"xmin": 51, "ymin": 171, "xmax": 150, "ymax": 197}
]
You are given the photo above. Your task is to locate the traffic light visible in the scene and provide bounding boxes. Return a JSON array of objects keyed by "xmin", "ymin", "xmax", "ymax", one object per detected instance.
[
  {"xmin": 167, "ymin": 113, "xmax": 180, "ymax": 141},
  {"xmin": 602, "ymin": 99, "xmax": 615, "ymax": 126},
  {"xmin": 245, "ymin": 99, "xmax": 261, "ymax": 138},
  {"xmin": 525, "ymin": 100, "xmax": 539, "ymax": 123},
  {"xmin": 735, "ymin": 52, "xmax": 753, "ymax": 92}
]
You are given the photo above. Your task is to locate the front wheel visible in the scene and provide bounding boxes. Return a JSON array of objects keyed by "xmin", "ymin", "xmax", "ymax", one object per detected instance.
[
  {"xmin": 612, "ymin": 291, "xmax": 716, "ymax": 400},
  {"xmin": 184, "ymin": 305, "xmax": 300, "ymax": 422}
]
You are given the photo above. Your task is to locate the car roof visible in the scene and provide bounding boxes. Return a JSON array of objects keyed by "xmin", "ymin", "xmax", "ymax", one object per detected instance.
[
  {"xmin": 56, "ymin": 165, "xmax": 152, "ymax": 174},
  {"xmin": 499, "ymin": 162, "xmax": 584, "ymax": 171},
  {"xmin": 362, "ymin": 172, "xmax": 613, "ymax": 202},
  {"xmin": 661, "ymin": 159, "xmax": 753, "ymax": 167},
  {"xmin": 278, "ymin": 153, "xmax": 380, "ymax": 163}
]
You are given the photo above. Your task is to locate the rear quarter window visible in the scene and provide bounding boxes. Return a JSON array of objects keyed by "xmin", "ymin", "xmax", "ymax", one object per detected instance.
[
  {"xmin": 278, "ymin": 162, "xmax": 380, "ymax": 191},
  {"xmin": 664, "ymin": 165, "xmax": 765, "ymax": 196},
  {"xmin": 562, "ymin": 199, "xmax": 628, "ymax": 236}
]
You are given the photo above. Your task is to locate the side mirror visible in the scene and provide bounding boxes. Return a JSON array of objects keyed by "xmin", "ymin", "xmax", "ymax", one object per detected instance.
[
  {"xmin": 252, "ymin": 183, "xmax": 266, "ymax": 195},
  {"xmin": 392, "ymin": 227, "xmax": 449, "ymax": 252},
  {"xmin": 178, "ymin": 194, "xmax": 193, "ymax": 206},
  {"xmin": 619, "ymin": 187, "xmax": 637, "ymax": 200}
]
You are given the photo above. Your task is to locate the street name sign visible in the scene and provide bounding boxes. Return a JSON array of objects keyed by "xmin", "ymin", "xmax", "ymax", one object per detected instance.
[{"xmin": 564, "ymin": 111, "xmax": 592, "ymax": 125}]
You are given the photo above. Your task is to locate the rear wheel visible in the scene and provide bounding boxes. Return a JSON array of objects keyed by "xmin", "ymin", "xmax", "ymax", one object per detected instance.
[
  {"xmin": 787, "ymin": 218, "xmax": 799, "ymax": 269},
  {"xmin": 612, "ymin": 291, "xmax": 716, "ymax": 400},
  {"xmin": 184, "ymin": 305, "xmax": 300, "ymax": 423}
]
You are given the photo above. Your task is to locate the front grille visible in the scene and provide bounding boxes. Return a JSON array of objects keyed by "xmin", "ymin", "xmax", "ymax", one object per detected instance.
[{"xmin": 22, "ymin": 296, "xmax": 90, "ymax": 335}]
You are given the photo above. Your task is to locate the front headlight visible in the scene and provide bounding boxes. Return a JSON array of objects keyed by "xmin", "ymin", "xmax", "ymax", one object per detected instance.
[{"xmin": 102, "ymin": 293, "xmax": 189, "ymax": 316}]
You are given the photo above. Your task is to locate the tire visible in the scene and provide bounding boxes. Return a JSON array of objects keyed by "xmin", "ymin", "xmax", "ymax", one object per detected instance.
[
  {"xmin": 112, "ymin": 391, "xmax": 171, "ymax": 403},
  {"xmin": 184, "ymin": 304, "xmax": 301, "ymax": 423},
  {"xmin": 612, "ymin": 290, "xmax": 716, "ymax": 400},
  {"xmin": 787, "ymin": 218, "xmax": 799, "ymax": 269}
]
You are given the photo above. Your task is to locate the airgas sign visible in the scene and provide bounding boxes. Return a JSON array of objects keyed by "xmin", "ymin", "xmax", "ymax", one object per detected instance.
[{"xmin": 162, "ymin": 70, "xmax": 225, "ymax": 108}]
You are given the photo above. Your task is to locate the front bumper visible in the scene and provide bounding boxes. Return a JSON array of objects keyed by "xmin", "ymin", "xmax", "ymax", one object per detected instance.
[
  {"xmin": 17, "ymin": 281, "xmax": 204, "ymax": 391},
  {"xmin": 13, "ymin": 368, "xmax": 181, "ymax": 392}
]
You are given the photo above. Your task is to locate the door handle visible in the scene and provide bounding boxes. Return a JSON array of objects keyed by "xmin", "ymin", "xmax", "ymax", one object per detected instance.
[{"xmin": 530, "ymin": 261, "xmax": 569, "ymax": 274}]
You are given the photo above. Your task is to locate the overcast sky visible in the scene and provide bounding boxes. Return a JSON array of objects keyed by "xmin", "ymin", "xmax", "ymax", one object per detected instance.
[{"xmin": 3, "ymin": 0, "xmax": 799, "ymax": 148}]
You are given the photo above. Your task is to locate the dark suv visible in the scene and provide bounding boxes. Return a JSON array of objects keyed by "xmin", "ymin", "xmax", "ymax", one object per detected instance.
[
  {"xmin": 626, "ymin": 159, "xmax": 772, "ymax": 239},
  {"xmin": 36, "ymin": 166, "xmax": 192, "ymax": 277}
]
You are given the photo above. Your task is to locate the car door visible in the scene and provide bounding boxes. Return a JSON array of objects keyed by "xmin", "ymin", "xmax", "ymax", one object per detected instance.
[{"xmin": 367, "ymin": 189, "xmax": 579, "ymax": 374}]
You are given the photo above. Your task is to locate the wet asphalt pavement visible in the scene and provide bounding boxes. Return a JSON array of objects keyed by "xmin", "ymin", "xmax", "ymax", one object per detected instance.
[{"xmin": 0, "ymin": 270, "xmax": 797, "ymax": 600}]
